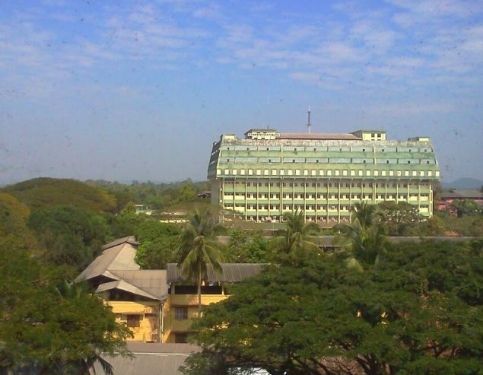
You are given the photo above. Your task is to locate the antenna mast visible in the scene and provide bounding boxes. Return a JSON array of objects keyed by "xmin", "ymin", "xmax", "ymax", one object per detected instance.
[{"xmin": 307, "ymin": 107, "xmax": 311, "ymax": 133}]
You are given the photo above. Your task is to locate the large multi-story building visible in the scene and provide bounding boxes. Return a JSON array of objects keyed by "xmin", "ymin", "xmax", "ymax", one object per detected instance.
[{"xmin": 208, "ymin": 128, "xmax": 440, "ymax": 224}]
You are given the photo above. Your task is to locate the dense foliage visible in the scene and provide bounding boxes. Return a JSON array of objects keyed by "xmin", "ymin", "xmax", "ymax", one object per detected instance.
[
  {"xmin": 225, "ymin": 230, "xmax": 270, "ymax": 263},
  {"xmin": 1, "ymin": 177, "xmax": 482, "ymax": 374},
  {"xmin": 375, "ymin": 201, "xmax": 422, "ymax": 235},
  {"xmin": 183, "ymin": 241, "xmax": 483, "ymax": 375},
  {"xmin": 4, "ymin": 178, "xmax": 118, "ymax": 213},
  {"xmin": 28, "ymin": 206, "xmax": 111, "ymax": 272},
  {"xmin": 0, "ymin": 229, "xmax": 130, "ymax": 374},
  {"xmin": 87, "ymin": 178, "xmax": 209, "ymax": 210},
  {"xmin": 134, "ymin": 220, "xmax": 181, "ymax": 269}
]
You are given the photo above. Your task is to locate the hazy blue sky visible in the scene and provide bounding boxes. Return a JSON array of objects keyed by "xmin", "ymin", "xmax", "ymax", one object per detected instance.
[{"xmin": 1, "ymin": 0, "xmax": 482, "ymax": 184}]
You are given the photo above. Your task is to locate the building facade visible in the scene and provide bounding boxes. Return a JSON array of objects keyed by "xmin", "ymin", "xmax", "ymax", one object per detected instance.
[
  {"xmin": 208, "ymin": 129, "xmax": 440, "ymax": 224},
  {"xmin": 76, "ymin": 237, "xmax": 263, "ymax": 344}
]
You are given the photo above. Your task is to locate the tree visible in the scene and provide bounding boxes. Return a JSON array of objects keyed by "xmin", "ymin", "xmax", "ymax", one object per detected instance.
[
  {"xmin": 183, "ymin": 241, "xmax": 483, "ymax": 375},
  {"xmin": 273, "ymin": 210, "xmax": 320, "ymax": 257},
  {"xmin": 134, "ymin": 221, "xmax": 180, "ymax": 269},
  {"xmin": 352, "ymin": 201, "xmax": 376, "ymax": 229},
  {"xmin": 375, "ymin": 201, "xmax": 422, "ymax": 235},
  {"xmin": 0, "ymin": 193, "xmax": 37, "ymax": 252},
  {"xmin": 451, "ymin": 199, "xmax": 481, "ymax": 217},
  {"xmin": 418, "ymin": 215, "xmax": 446, "ymax": 236},
  {"xmin": 28, "ymin": 206, "xmax": 111, "ymax": 272},
  {"xmin": 0, "ymin": 243, "xmax": 130, "ymax": 374},
  {"xmin": 226, "ymin": 230, "xmax": 270, "ymax": 263},
  {"xmin": 177, "ymin": 209, "xmax": 223, "ymax": 313},
  {"xmin": 335, "ymin": 203, "xmax": 387, "ymax": 267}
]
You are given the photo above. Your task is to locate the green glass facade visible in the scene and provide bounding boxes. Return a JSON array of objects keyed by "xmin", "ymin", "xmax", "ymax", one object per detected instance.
[{"xmin": 208, "ymin": 129, "xmax": 440, "ymax": 225}]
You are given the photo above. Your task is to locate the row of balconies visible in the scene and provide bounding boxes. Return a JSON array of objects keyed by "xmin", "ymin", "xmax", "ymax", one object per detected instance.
[
  {"xmin": 222, "ymin": 187, "xmax": 431, "ymax": 195},
  {"xmin": 229, "ymin": 204, "xmax": 431, "ymax": 213},
  {"xmin": 215, "ymin": 164, "xmax": 440, "ymax": 171},
  {"xmin": 219, "ymin": 150, "xmax": 435, "ymax": 159},
  {"xmin": 223, "ymin": 192, "xmax": 429, "ymax": 204}
]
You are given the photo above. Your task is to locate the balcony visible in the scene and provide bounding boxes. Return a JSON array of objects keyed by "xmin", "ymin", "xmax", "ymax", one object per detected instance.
[
  {"xmin": 169, "ymin": 294, "xmax": 228, "ymax": 306},
  {"xmin": 107, "ymin": 301, "xmax": 159, "ymax": 314}
]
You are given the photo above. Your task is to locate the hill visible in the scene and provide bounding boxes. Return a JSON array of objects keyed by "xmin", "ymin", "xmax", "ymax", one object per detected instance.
[
  {"xmin": 443, "ymin": 178, "xmax": 483, "ymax": 190},
  {"xmin": 3, "ymin": 177, "xmax": 118, "ymax": 213}
]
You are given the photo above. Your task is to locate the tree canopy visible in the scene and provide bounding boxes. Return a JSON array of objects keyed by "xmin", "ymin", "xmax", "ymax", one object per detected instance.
[
  {"xmin": 28, "ymin": 205, "xmax": 111, "ymax": 273},
  {"xmin": 0, "ymin": 242, "xmax": 130, "ymax": 374},
  {"xmin": 3, "ymin": 177, "xmax": 118, "ymax": 213},
  {"xmin": 183, "ymin": 240, "xmax": 483, "ymax": 375},
  {"xmin": 375, "ymin": 201, "xmax": 422, "ymax": 235}
]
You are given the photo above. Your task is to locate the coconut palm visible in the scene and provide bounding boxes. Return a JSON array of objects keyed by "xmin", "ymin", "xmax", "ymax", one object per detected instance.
[
  {"xmin": 352, "ymin": 201, "xmax": 377, "ymax": 229},
  {"xmin": 335, "ymin": 202, "xmax": 387, "ymax": 268},
  {"xmin": 177, "ymin": 209, "xmax": 223, "ymax": 313},
  {"xmin": 273, "ymin": 210, "xmax": 320, "ymax": 255}
]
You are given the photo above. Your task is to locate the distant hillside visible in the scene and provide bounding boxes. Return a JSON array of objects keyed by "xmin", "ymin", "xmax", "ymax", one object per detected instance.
[
  {"xmin": 3, "ymin": 177, "xmax": 118, "ymax": 213},
  {"xmin": 443, "ymin": 178, "xmax": 483, "ymax": 190}
]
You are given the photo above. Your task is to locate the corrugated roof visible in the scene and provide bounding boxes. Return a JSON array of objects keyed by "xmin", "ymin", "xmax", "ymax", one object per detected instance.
[
  {"xmin": 441, "ymin": 190, "xmax": 483, "ymax": 199},
  {"xmin": 96, "ymin": 280, "xmax": 160, "ymax": 300},
  {"xmin": 93, "ymin": 343, "xmax": 200, "ymax": 375},
  {"xmin": 102, "ymin": 236, "xmax": 139, "ymax": 250},
  {"xmin": 75, "ymin": 237, "xmax": 140, "ymax": 283},
  {"xmin": 110, "ymin": 270, "xmax": 168, "ymax": 300},
  {"xmin": 279, "ymin": 132, "xmax": 360, "ymax": 140},
  {"xmin": 76, "ymin": 237, "xmax": 170, "ymax": 300},
  {"xmin": 167, "ymin": 263, "xmax": 266, "ymax": 283}
]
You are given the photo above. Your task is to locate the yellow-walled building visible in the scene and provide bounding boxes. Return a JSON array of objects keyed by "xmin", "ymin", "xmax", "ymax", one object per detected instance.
[{"xmin": 76, "ymin": 237, "xmax": 263, "ymax": 344}]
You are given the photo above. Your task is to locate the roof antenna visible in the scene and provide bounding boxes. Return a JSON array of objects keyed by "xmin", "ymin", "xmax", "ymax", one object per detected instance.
[{"xmin": 307, "ymin": 107, "xmax": 311, "ymax": 133}]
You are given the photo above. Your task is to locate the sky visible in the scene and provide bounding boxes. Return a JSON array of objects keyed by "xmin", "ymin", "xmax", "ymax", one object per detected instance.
[{"xmin": 0, "ymin": 0, "xmax": 482, "ymax": 185}]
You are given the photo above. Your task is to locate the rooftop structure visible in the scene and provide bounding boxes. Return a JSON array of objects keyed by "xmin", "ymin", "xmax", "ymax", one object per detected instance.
[
  {"xmin": 208, "ymin": 128, "xmax": 440, "ymax": 224},
  {"xmin": 76, "ymin": 237, "xmax": 264, "ymax": 344}
]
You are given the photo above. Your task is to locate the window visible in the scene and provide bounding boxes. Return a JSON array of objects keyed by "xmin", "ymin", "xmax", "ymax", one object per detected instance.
[
  {"xmin": 175, "ymin": 307, "xmax": 188, "ymax": 320},
  {"xmin": 127, "ymin": 314, "xmax": 141, "ymax": 328}
]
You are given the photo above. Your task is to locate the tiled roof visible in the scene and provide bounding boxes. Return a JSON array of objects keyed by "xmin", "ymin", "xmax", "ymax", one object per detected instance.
[
  {"xmin": 167, "ymin": 263, "xmax": 266, "ymax": 283},
  {"xmin": 441, "ymin": 190, "xmax": 483, "ymax": 199},
  {"xmin": 102, "ymin": 235, "xmax": 139, "ymax": 250},
  {"xmin": 110, "ymin": 270, "xmax": 168, "ymax": 300},
  {"xmin": 76, "ymin": 237, "xmax": 170, "ymax": 300},
  {"xmin": 75, "ymin": 238, "xmax": 140, "ymax": 283}
]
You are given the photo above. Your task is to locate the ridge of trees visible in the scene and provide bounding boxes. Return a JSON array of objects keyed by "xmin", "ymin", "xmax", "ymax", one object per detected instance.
[{"xmin": 3, "ymin": 177, "xmax": 118, "ymax": 213}]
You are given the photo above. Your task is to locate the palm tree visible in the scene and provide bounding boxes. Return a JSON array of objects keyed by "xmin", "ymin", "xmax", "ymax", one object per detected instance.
[
  {"xmin": 177, "ymin": 209, "xmax": 223, "ymax": 314},
  {"xmin": 274, "ymin": 210, "xmax": 320, "ymax": 255},
  {"xmin": 335, "ymin": 202, "xmax": 387, "ymax": 268},
  {"xmin": 352, "ymin": 201, "xmax": 377, "ymax": 229}
]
